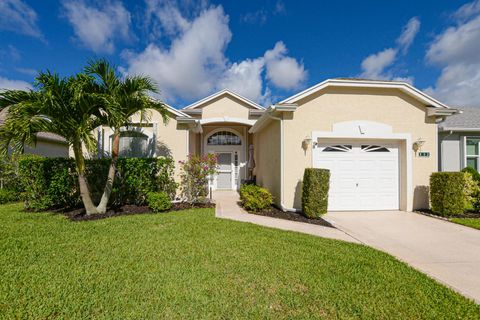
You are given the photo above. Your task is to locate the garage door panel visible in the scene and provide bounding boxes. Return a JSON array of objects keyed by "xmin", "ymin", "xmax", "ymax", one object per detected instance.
[{"xmin": 313, "ymin": 142, "xmax": 399, "ymax": 211}]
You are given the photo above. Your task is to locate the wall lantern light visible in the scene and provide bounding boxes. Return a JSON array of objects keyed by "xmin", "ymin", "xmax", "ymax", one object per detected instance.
[
  {"xmin": 302, "ymin": 137, "xmax": 312, "ymax": 151},
  {"xmin": 413, "ymin": 138, "xmax": 426, "ymax": 153}
]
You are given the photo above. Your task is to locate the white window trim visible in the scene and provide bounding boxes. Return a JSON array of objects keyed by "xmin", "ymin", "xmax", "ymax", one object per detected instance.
[{"xmin": 464, "ymin": 136, "xmax": 480, "ymax": 170}]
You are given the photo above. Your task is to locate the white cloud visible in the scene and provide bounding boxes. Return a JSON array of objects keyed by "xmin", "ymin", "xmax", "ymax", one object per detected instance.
[
  {"xmin": 124, "ymin": 6, "xmax": 231, "ymax": 101},
  {"xmin": 123, "ymin": 5, "xmax": 306, "ymax": 104},
  {"xmin": 62, "ymin": 0, "xmax": 132, "ymax": 54},
  {"xmin": 360, "ymin": 48, "xmax": 397, "ymax": 79},
  {"xmin": 359, "ymin": 17, "xmax": 420, "ymax": 80},
  {"xmin": 264, "ymin": 42, "xmax": 306, "ymax": 89},
  {"xmin": 0, "ymin": 76, "xmax": 32, "ymax": 91},
  {"xmin": 0, "ymin": 0, "xmax": 44, "ymax": 40},
  {"xmin": 425, "ymin": 1, "xmax": 480, "ymax": 107},
  {"xmin": 396, "ymin": 17, "xmax": 421, "ymax": 54}
]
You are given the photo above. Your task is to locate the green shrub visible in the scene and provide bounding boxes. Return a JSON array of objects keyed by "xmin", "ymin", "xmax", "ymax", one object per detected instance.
[
  {"xmin": 302, "ymin": 168, "xmax": 330, "ymax": 218},
  {"xmin": 147, "ymin": 191, "xmax": 172, "ymax": 212},
  {"xmin": 239, "ymin": 184, "xmax": 273, "ymax": 212},
  {"xmin": 17, "ymin": 156, "xmax": 177, "ymax": 211},
  {"xmin": 461, "ymin": 166, "xmax": 480, "ymax": 184},
  {"xmin": 0, "ymin": 189, "xmax": 19, "ymax": 204},
  {"xmin": 430, "ymin": 172, "xmax": 467, "ymax": 216}
]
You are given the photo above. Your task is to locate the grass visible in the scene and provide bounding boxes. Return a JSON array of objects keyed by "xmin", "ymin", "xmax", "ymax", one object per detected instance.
[
  {"xmin": 0, "ymin": 203, "xmax": 479, "ymax": 319},
  {"xmin": 450, "ymin": 217, "xmax": 480, "ymax": 230}
]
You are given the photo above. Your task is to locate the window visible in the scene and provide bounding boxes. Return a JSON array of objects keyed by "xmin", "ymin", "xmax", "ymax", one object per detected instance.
[
  {"xmin": 207, "ymin": 131, "xmax": 241, "ymax": 145},
  {"xmin": 322, "ymin": 145, "xmax": 352, "ymax": 152},
  {"xmin": 466, "ymin": 137, "xmax": 480, "ymax": 170},
  {"xmin": 361, "ymin": 145, "xmax": 390, "ymax": 152},
  {"xmin": 117, "ymin": 131, "xmax": 150, "ymax": 158}
]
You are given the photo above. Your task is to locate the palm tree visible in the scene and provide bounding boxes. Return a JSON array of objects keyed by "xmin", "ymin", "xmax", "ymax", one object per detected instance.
[
  {"xmin": 0, "ymin": 71, "xmax": 104, "ymax": 214},
  {"xmin": 85, "ymin": 59, "xmax": 168, "ymax": 213}
]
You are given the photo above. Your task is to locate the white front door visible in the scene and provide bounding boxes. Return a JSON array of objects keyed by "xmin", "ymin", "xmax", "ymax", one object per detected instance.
[
  {"xmin": 313, "ymin": 142, "xmax": 400, "ymax": 211},
  {"xmin": 216, "ymin": 152, "xmax": 233, "ymax": 189}
]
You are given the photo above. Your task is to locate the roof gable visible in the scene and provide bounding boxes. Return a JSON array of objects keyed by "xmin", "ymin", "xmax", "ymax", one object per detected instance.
[
  {"xmin": 182, "ymin": 89, "xmax": 264, "ymax": 110},
  {"xmin": 280, "ymin": 79, "xmax": 451, "ymax": 109}
]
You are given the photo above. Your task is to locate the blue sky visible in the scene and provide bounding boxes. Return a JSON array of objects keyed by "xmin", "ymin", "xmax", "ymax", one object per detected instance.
[{"xmin": 0, "ymin": 0, "xmax": 479, "ymax": 108}]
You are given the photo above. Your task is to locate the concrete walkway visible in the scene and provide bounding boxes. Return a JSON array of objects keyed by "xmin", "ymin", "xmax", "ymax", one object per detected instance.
[
  {"xmin": 213, "ymin": 191, "xmax": 359, "ymax": 243},
  {"xmin": 324, "ymin": 211, "xmax": 480, "ymax": 304}
]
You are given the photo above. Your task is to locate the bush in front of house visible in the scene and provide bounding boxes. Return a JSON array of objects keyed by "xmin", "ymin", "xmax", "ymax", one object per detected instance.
[
  {"xmin": 179, "ymin": 154, "xmax": 217, "ymax": 203},
  {"xmin": 239, "ymin": 184, "xmax": 273, "ymax": 212},
  {"xmin": 147, "ymin": 191, "xmax": 172, "ymax": 212},
  {"xmin": 430, "ymin": 172, "xmax": 468, "ymax": 216},
  {"xmin": 0, "ymin": 189, "xmax": 19, "ymax": 204},
  {"xmin": 302, "ymin": 168, "xmax": 330, "ymax": 218},
  {"xmin": 17, "ymin": 156, "xmax": 177, "ymax": 211}
]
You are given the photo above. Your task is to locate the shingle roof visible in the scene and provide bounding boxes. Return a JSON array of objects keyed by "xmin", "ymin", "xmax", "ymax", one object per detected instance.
[{"xmin": 440, "ymin": 108, "xmax": 480, "ymax": 130}]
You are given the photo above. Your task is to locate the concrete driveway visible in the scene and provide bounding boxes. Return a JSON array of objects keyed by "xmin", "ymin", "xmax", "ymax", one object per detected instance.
[{"xmin": 324, "ymin": 211, "xmax": 480, "ymax": 304}]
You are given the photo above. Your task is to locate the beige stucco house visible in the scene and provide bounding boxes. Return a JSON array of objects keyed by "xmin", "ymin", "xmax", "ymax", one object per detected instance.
[{"xmin": 97, "ymin": 79, "xmax": 457, "ymax": 212}]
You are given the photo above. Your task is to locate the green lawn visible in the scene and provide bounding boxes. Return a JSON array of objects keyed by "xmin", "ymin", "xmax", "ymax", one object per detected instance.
[
  {"xmin": 1, "ymin": 203, "xmax": 479, "ymax": 319},
  {"xmin": 451, "ymin": 217, "xmax": 480, "ymax": 230}
]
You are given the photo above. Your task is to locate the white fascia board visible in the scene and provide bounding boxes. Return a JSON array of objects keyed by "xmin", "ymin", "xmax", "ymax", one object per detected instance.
[
  {"xmin": 182, "ymin": 89, "xmax": 265, "ymax": 110},
  {"xmin": 280, "ymin": 79, "xmax": 452, "ymax": 109},
  {"xmin": 439, "ymin": 127, "xmax": 480, "ymax": 132},
  {"xmin": 249, "ymin": 104, "xmax": 297, "ymax": 133},
  {"xmin": 200, "ymin": 117, "xmax": 256, "ymax": 126},
  {"xmin": 426, "ymin": 106, "xmax": 459, "ymax": 116}
]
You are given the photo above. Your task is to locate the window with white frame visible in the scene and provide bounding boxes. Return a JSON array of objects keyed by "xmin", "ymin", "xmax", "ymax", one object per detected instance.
[
  {"xmin": 117, "ymin": 131, "xmax": 150, "ymax": 158},
  {"xmin": 466, "ymin": 137, "xmax": 480, "ymax": 170}
]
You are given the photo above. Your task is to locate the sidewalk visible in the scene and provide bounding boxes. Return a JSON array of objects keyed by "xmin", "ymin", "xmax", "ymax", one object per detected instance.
[{"xmin": 213, "ymin": 190, "xmax": 359, "ymax": 244}]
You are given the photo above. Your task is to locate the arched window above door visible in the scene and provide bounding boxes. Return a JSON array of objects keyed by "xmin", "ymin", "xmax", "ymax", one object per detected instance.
[{"xmin": 207, "ymin": 131, "xmax": 241, "ymax": 145}]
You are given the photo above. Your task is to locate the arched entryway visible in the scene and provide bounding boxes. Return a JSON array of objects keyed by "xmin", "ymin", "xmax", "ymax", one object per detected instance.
[{"xmin": 204, "ymin": 128, "xmax": 245, "ymax": 190}]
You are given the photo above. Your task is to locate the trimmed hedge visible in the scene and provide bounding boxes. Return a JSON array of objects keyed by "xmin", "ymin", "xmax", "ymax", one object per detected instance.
[
  {"xmin": 147, "ymin": 191, "xmax": 172, "ymax": 212},
  {"xmin": 239, "ymin": 184, "xmax": 273, "ymax": 212},
  {"xmin": 430, "ymin": 172, "xmax": 467, "ymax": 216},
  {"xmin": 18, "ymin": 156, "xmax": 177, "ymax": 211},
  {"xmin": 302, "ymin": 168, "xmax": 330, "ymax": 218}
]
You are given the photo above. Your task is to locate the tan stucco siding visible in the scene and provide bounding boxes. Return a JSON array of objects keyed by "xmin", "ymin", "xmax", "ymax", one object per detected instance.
[
  {"xmin": 200, "ymin": 95, "xmax": 252, "ymax": 120},
  {"xmin": 24, "ymin": 140, "xmax": 69, "ymax": 158},
  {"xmin": 253, "ymin": 120, "xmax": 281, "ymax": 206},
  {"xmin": 282, "ymin": 87, "xmax": 437, "ymax": 210}
]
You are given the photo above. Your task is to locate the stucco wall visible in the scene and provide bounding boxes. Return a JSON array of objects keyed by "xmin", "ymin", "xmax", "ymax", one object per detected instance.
[
  {"xmin": 24, "ymin": 140, "xmax": 69, "ymax": 158},
  {"xmin": 199, "ymin": 95, "xmax": 252, "ymax": 120},
  {"xmin": 282, "ymin": 87, "xmax": 438, "ymax": 210},
  {"xmin": 253, "ymin": 120, "xmax": 281, "ymax": 206}
]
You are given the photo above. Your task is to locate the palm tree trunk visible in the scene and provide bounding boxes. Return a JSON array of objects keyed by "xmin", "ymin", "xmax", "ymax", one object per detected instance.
[
  {"xmin": 73, "ymin": 141, "xmax": 98, "ymax": 215},
  {"xmin": 96, "ymin": 130, "xmax": 119, "ymax": 214}
]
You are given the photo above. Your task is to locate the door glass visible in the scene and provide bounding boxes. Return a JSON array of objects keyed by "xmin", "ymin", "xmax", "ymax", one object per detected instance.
[
  {"xmin": 217, "ymin": 172, "xmax": 231, "ymax": 189},
  {"xmin": 217, "ymin": 153, "xmax": 231, "ymax": 171}
]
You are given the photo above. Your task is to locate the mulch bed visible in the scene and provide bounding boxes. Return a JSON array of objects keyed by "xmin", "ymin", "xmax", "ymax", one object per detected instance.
[
  {"xmin": 62, "ymin": 202, "xmax": 215, "ymax": 221},
  {"xmin": 245, "ymin": 205, "xmax": 333, "ymax": 228},
  {"xmin": 415, "ymin": 209, "xmax": 480, "ymax": 220}
]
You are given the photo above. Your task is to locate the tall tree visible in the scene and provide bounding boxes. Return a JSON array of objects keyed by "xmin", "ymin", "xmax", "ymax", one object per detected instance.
[
  {"xmin": 85, "ymin": 59, "xmax": 168, "ymax": 213},
  {"xmin": 0, "ymin": 72, "xmax": 103, "ymax": 214}
]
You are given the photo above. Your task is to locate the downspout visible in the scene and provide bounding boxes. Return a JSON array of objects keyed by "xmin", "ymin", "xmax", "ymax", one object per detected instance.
[{"xmin": 266, "ymin": 107, "xmax": 300, "ymax": 212}]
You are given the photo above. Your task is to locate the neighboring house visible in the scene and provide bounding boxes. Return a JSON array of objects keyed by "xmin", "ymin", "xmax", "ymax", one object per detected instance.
[
  {"xmin": 439, "ymin": 108, "xmax": 480, "ymax": 172},
  {"xmin": 0, "ymin": 109, "xmax": 68, "ymax": 158},
  {"xmin": 97, "ymin": 79, "xmax": 457, "ymax": 212}
]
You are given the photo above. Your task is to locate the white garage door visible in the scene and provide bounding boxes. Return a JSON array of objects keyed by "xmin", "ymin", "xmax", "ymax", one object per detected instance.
[{"xmin": 313, "ymin": 143, "xmax": 399, "ymax": 211}]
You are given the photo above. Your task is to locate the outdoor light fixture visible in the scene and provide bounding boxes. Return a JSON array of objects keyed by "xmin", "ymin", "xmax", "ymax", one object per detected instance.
[
  {"xmin": 302, "ymin": 137, "xmax": 312, "ymax": 151},
  {"xmin": 413, "ymin": 138, "xmax": 426, "ymax": 152}
]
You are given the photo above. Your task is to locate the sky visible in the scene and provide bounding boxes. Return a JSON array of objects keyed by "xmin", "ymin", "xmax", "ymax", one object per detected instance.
[{"xmin": 0, "ymin": 0, "xmax": 479, "ymax": 108}]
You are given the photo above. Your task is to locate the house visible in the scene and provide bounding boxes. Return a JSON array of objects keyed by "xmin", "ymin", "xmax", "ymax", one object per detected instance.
[
  {"xmin": 0, "ymin": 109, "xmax": 68, "ymax": 158},
  {"xmin": 439, "ymin": 108, "xmax": 480, "ymax": 172},
  {"xmin": 97, "ymin": 78, "xmax": 457, "ymax": 212}
]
